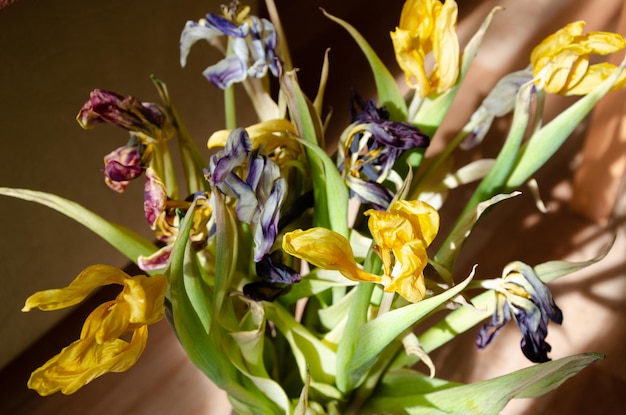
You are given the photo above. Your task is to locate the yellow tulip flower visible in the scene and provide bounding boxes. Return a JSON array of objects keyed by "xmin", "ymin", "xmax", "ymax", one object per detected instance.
[
  {"xmin": 390, "ymin": 0, "xmax": 460, "ymax": 97},
  {"xmin": 22, "ymin": 265, "xmax": 167, "ymax": 395},
  {"xmin": 283, "ymin": 200, "xmax": 439, "ymax": 303},
  {"xmin": 531, "ymin": 21, "xmax": 626, "ymax": 95},
  {"xmin": 365, "ymin": 200, "xmax": 439, "ymax": 302}
]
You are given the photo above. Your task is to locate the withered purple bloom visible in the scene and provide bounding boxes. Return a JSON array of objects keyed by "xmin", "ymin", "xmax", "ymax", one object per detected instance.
[
  {"xmin": 243, "ymin": 253, "xmax": 301, "ymax": 301},
  {"xmin": 102, "ymin": 141, "xmax": 148, "ymax": 193},
  {"xmin": 77, "ymin": 89, "xmax": 172, "ymax": 142},
  {"xmin": 180, "ymin": 1, "xmax": 281, "ymax": 89},
  {"xmin": 338, "ymin": 93, "xmax": 429, "ymax": 209},
  {"xmin": 208, "ymin": 128, "xmax": 286, "ymax": 261},
  {"xmin": 477, "ymin": 261, "xmax": 563, "ymax": 363}
]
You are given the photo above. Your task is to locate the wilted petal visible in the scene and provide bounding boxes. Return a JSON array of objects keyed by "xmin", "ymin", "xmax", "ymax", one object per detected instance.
[
  {"xmin": 476, "ymin": 261, "xmax": 562, "ymax": 363},
  {"xmin": 243, "ymin": 281, "xmax": 292, "ymax": 302},
  {"xmin": 390, "ymin": 0, "xmax": 459, "ymax": 97},
  {"xmin": 476, "ymin": 294, "xmax": 512, "ymax": 348},
  {"xmin": 22, "ymin": 265, "xmax": 128, "ymax": 312},
  {"xmin": 209, "ymin": 128, "xmax": 286, "ymax": 261},
  {"xmin": 207, "ymin": 119, "xmax": 301, "ymax": 167},
  {"xmin": 365, "ymin": 200, "xmax": 439, "ymax": 302},
  {"xmin": 137, "ymin": 245, "xmax": 173, "ymax": 271},
  {"xmin": 23, "ymin": 266, "xmax": 166, "ymax": 395},
  {"xmin": 76, "ymin": 89, "xmax": 171, "ymax": 141},
  {"xmin": 206, "ymin": 12, "xmax": 248, "ymax": 38},
  {"xmin": 28, "ymin": 324, "xmax": 148, "ymax": 396},
  {"xmin": 340, "ymin": 94, "xmax": 429, "ymax": 209},
  {"xmin": 531, "ymin": 21, "xmax": 626, "ymax": 95},
  {"xmin": 203, "ymin": 50, "xmax": 248, "ymax": 89},
  {"xmin": 282, "ymin": 227, "xmax": 381, "ymax": 284},
  {"xmin": 244, "ymin": 253, "xmax": 301, "ymax": 301},
  {"xmin": 209, "ymin": 128, "xmax": 252, "ymax": 185},
  {"xmin": 180, "ymin": 3, "xmax": 281, "ymax": 90},
  {"xmin": 346, "ymin": 175, "xmax": 394, "ymax": 211},
  {"xmin": 143, "ymin": 168, "xmax": 168, "ymax": 229},
  {"xmin": 179, "ymin": 20, "xmax": 223, "ymax": 67}
]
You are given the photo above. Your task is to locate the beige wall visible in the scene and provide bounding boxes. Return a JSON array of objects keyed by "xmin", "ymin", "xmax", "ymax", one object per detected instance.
[{"xmin": 0, "ymin": 0, "xmax": 251, "ymax": 369}]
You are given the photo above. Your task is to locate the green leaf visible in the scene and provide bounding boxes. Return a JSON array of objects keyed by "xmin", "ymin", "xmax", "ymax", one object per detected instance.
[
  {"xmin": 321, "ymin": 8, "xmax": 407, "ymax": 121},
  {"xmin": 0, "ymin": 187, "xmax": 158, "ymax": 267},
  {"xmin": 465, "ymin": 81, "xmax": 534, "ymax": 210},
  {"xmin": 343, "ymin": 273, "xmax": 473, "ymax": 392},
  {"xmin": 281, "ymin": 269, "xmax": 356, "ymax": 305},
  {"xmin": 534, "ymin": 235, "xmax": 616, "ymax": 283},
  {"xmin": 264, "ymin": 301, "xmax": 342, "ymax": 400},
  {"xmin": 223, "ymin": 302, "xmax": 290, "ymax": 414},
  {"xmin": 167, "ymin": 202, "xmax": 275, "ymax": 413},
  {"xmin": 281, "ymin": 69, "xmax": 350, "ymax": 235},
  {"xmin": 364, "ymin": 353, "xmax": 602, "ymax": 414},
  {"xmin": 294, "ymin": 137, "xmax": 349, "ymax": 237},
  {"xmin": 211, "ymin": 191, "xmax": 239, "ymax": 329},
  {"xmin": 336, "ymin": 282, "xmax": 375, "ymax": 394}
]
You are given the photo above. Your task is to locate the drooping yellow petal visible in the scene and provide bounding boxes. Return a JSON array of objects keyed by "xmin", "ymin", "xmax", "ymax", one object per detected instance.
[
  {"xmin": 23, "ymin": 265, "xmax": 167, "ymax": 395},
  {"xmin": 282, "ymin": 227, "xmax": 381, "ymax": 284},
  {"xmin": 22, "ymin": 265, "xmax": 129, "ymax": 312},
  {"xmin": 390, "ymin": 0, "xmax": 459, "ymax": 97},
  {"xmin": 431, "ymin": 0, "xmax": 460, "ymax": 93},
  {"xmin": 389, "ymin": 200, "xmax": 440, "ymax": 245},
  {"xmin": 365, "ymin": 200, "xmax": 439, "ymax": 302},
  {"xmin": 531, "ymin": 21, "xmax": 626, "ymax": 95},
  {"xmin": 28, "ymin": 325, "xmax": 148, "ymax": 396}
]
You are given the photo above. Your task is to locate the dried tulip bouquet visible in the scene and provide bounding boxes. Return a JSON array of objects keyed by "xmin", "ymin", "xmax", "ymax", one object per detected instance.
[{"xmin": 3, "ymin": 0, "xmax": 625, "ymax": 414}]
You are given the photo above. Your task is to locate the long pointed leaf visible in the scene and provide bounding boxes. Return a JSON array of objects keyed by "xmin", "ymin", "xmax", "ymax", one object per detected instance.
[
  {"xmin": 167, "ymin": 202, "xmax": 275, "ymax": 413},
  {"xmin": 322, "ymin": 8, "xmax": 407, "ymax": 121},
  {"xmin": 364, "ymin": 353, "xmax": 602, "ymax": 414},
  {"xmin": 344, "ymin": 273, "xmax": 473, "ymax": 388}
]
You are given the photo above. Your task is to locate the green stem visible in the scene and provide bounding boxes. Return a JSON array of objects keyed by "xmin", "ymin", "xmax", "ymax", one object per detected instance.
[{"xmin": 224, "ymin": 84, "xmax": 237, "ymax": 130}]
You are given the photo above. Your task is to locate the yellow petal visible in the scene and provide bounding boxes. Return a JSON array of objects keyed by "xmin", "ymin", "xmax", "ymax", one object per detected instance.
[
  {"xmin": 391, "ymin": 28, "xmax": 430, "ymax": 94},
  {"xmin": 208, "ymin": 119, "xmax": 298, "ymax": 150},
  {"xmin": 282, "ymin": 228, "xmax": 381, "ymax": 284},
  {"xmin": 563, "ymin": 62, "xmax": 626, "ymax": 95},
  {"xmin": 390, "ymin": 200, "xmax": 440, "ymax": 245},
  {"xmin": 431, "ymin": 0, "xmax": 459, "ymax": 93},
  {"xmin": 28, "ymin": 326, "xmax": 148, "ymax": 396},
  {"xmin": 531, "ymin": 20, "xmax": 626, "ymax": 95},
  {"xmin": 391, "ymin": 0, "xmax": 459, "ymax": 96},
  {"xmin": 90, "ymin": 274, "xmax": 166, "ymax": 343},
  {"xmin": 22, "ymin": 265, "xmax": 129, "ymax": 312}
]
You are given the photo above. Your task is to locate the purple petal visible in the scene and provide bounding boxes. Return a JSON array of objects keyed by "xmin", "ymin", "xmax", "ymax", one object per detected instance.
[
  {"xmin": 144, "ymin": 169, "xmax": 168, "ymax": 229},
  {"xmin": 209, "ymin": 129, "xmax": 252, "ymax": 185},
  {"xmin": 203, "ymin": 55, "xmax": 248, "ymax": 90},
  {"xmin": 346, "ymin": 175, "xmax": 393, "ymax": 211},
  {"xmin": 179, "ymin": 20, "xmax": 222, "ymax": 67},
  {"xmin": 477, "ymin": 296, "xmax": 512, "ymax": 349},
  {"xmin": 137, "ymin": 245, "xmax": 172, "ymax": 271},
  {"xmin": 206, "ymin": 13, "xmax": 247, "ymax": 37},
  {"xmin": 77, "ymin": 89, "xmax": 170, "ymax": 140}
]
